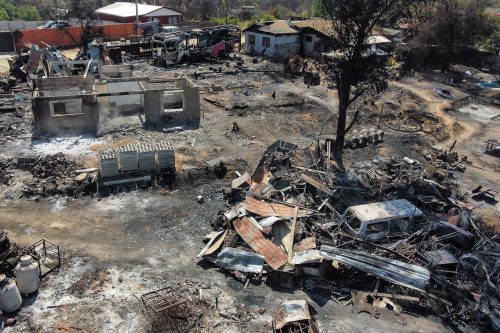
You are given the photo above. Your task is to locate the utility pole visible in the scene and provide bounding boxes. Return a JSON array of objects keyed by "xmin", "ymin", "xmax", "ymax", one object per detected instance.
[
  {"xmin": 225, "ymin": 0, "xmax": 228, "ymax": 24},
  {"xmin": 135, "ymin": 0, "xmax": 139, "ymax": 34}
]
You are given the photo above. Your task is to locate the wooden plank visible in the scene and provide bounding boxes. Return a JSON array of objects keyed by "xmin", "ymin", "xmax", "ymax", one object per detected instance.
[
  {"xmin": 301, "ymin": 173, "xmax": 334, "ymax": 196},
  {"xmin": 203, "ymin": 230, "xmax": 228, "ymax": 256},
  {"xmin": 285, "ymin": 206, "xmax": 299, "ymax": 263}
]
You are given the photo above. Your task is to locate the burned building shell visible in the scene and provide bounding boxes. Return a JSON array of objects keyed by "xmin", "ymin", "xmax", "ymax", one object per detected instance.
[{"xmin": 32, "ymin": 75, "xmax": 200, "ymax": 136}]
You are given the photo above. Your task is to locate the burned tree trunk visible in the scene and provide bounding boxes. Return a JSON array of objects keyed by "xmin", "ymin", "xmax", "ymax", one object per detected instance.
[
  {"xmin": 321, "ymin": 0, "xmax": 401, "ymax": 163},
  {"xmin": 334, "ymin": 77, "xmax": 351, "ymax": 162}
]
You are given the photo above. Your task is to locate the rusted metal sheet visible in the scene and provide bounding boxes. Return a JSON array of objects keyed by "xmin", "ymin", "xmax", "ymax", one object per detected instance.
[
  {"xmin": 320, "ymin": 245, "xmax": 430, "ymax": 292},
  {"xmin": 244, "ymin": 196, "xmax": 309, "ymax": 217},
  {"xmin": 233, "ymin": 217, "xmax": 288, "ymax": 270},
  {"xmin": 301, "ymin": 173, "xmax": 335, "ymax": 196},
  {"xmin": 272, "ymin": 300, "xmax": 312, "ymax": 330}
]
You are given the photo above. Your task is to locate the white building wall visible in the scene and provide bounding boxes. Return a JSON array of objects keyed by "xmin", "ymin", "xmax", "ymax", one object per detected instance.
[
  {"xmin": 303, "ymin": 33, "xmax": 322, "ymax": 56},
  {"xmin": 245, "ymin": 31, "xmax": 299, "ymax": 58}
]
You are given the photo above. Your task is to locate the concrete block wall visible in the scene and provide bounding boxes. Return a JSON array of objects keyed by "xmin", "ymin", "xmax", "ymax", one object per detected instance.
[
  {"xmin": 33, "ymin": 77, "xmax": 99, "ymax": 136},
  {"xmin": 33, "ymin": 95, "xmax": 99, "ymax": 135}
]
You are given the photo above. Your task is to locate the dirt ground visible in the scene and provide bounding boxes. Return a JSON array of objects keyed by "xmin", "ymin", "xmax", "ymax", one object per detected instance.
[{"xmin": 0, "ymin": 55, "xmax": 499, "ymax": 332}]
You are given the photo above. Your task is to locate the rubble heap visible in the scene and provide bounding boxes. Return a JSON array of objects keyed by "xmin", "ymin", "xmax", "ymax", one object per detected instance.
[
  {"xmin": 23, "ymin": 153, "xmax": 96, "ymax": 197},
  {"xmin": 31, "ymin": 153, "xmax": 75, "ymax": 179},
  {"xmin": 0, "ymin": 158, "xmax": 13, "ymax": 185},
  {"xmin": 198, "ymin": 140, "xmax": 500, "ymax": 331}
]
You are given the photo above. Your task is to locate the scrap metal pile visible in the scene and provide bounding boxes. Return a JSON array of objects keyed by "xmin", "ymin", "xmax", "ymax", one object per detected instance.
[{"xmin": 199, "ymin": 140, "xmax": 500, "ymax": 330}]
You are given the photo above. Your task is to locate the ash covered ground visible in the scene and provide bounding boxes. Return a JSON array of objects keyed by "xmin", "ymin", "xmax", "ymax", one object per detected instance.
[{"xmin": 0, "ymin": 54, "xmax": 499, "ymax": 332}]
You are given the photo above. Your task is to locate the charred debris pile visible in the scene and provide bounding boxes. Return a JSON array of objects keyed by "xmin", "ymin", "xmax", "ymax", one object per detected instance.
[
  {"xmin": 198, "ymin": 140, "xmax": 500, "ymax": 330},
  {"xmin": 1, "ymin": 153, "xmax": 97, "ymax": 199}
]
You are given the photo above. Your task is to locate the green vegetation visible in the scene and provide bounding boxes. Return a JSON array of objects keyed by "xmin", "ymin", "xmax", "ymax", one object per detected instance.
[
  {"xmin": 210, "ymin": 10, "xmax": 279, "ymax": 29},
  {"xmin": 16, "ymin": 5, "xmax": 42, "ymax": 21},
  {"xmin": 0, "ymin": 0, "xmax": 41, "ymax": 21},
  {"xmin": 0, "ymin": 7, "xmax": 8, "ymax": 20},
  {"xmin": 311, "ymin": 0, "xmax": 326, "ymax": 17},
  {"xmin": 210, "ymin": 16, "xmax": 240, "ymax": 26}
]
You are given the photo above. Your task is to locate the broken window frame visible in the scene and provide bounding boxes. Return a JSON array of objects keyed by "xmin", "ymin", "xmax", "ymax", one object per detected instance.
[
  {"xmin": 49, "ymin": 98, "xmax": 84, "ymax": 117},
  {"xmin": 163, "ymin": 91, "xmax": 184, "ymax": 112},
  {"xmin": 262, "ymin": 36, "xmax": 271, "ymax": 48},
  {"xmin": 248, "ymin": 33, "xmax": 255, "ymax": 45}
]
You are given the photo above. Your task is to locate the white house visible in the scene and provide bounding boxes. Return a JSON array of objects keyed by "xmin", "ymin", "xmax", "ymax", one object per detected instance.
[
  {"xmin": 243, "ymin": 21, "xmax": 300, "ymax": 59},
  {"xmin": 243, "ymin": 19, "xmax": 335, "ymax": 60}
]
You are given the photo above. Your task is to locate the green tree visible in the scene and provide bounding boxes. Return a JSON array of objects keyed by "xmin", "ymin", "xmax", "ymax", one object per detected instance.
[
  {"xmin": 311, "ymin": 0, "xmax": 326, "ymax": 17},
  {"xmin": 0, "ymin": 0, "xmax": 15, "ymax": 19},
  {"xmin": 0, "ymin": 7, "xmax": 8, "ymax": 20},
  {"xmin": 16, "ymin": 5, "xmax": 42, "ymax": 21},
  {"xmin": 406, "ymin": 0, "xmax": 494, "ymax": 70}
]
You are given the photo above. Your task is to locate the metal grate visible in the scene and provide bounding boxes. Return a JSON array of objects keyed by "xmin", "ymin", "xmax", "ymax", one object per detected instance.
[
  {"xmin": 141, "ymin": 287, "xmax": 188, "ymax": 314},
  {"xmin": 27, "ymin": 239, "xmax": 61, "ymax": 278}
]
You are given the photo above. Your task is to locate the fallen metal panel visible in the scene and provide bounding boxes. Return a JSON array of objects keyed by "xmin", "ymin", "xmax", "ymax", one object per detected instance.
[
  {"xmin": 273, "ymin": 300, "xmax": 311, "ymax": 330},
  {"xmin": 260, "ymin": 216, "xmax": 282, "ymax": 227},
  {"xmin": 320, "ymin": 245, "xmax": 430, "ymax": 292},
  {"xmin": 215, "ymin": 247, "xmax": 264, "ymax": 274},
  {"xmin": 244, "ymin": 196, "xmax": 309, "ymax": 217},
  {"xmin": 347, "ymin": 199, "xmax": 423, "ymax": 223},
  {"xmin": 224, "ymin": 202, "xmax": 246, "ymax": 222},
  {"xmin": 233, "ymin": 217, "xmax": 288, "ymax": 270}
]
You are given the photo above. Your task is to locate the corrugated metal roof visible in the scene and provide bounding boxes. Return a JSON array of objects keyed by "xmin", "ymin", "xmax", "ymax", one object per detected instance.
[
  {"xmin": 233, "ymin": 217, "xmax": 288, "ymax": 270},
  {"xmin": 244, "ymin": 196, "xmax": 309, "ymax": 217},
  {"xmin": 347, "ymin": 199, "xmax": 423, "ymax": 223},
  {"xmin": 320, "ymin": 245, "xmax": 430, "ymax": 292},
  {"xmin": 95, "ymin": 2, "xmax": 182, "ymax": 18}
]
